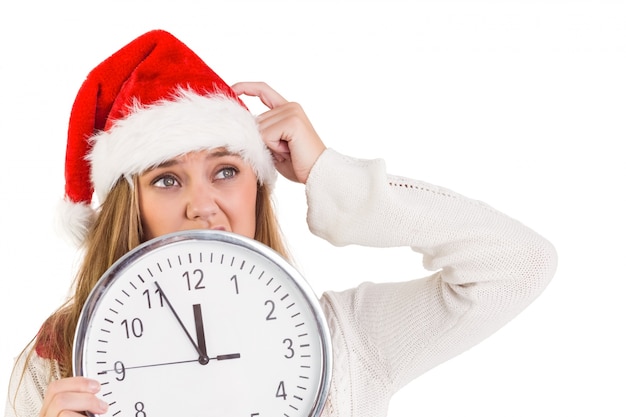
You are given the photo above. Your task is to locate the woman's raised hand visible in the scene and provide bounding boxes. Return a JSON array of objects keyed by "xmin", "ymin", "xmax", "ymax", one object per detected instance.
[
  {"xmin": 231, "ymin": 82, "xmax": 326, "ymax": 184},
  {"xmin": 40, "ymin": 377, "xmax": 107, "ymax": 417}
]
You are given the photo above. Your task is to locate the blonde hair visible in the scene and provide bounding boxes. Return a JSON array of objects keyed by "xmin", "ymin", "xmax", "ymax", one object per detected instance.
[{"xmin": 33, "ymin": 176, "xmax": 288, "ymax": 378}]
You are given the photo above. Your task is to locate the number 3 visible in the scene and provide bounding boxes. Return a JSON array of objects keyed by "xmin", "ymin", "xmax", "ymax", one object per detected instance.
[{"xmin": 283, "ymin": 338, "xmax": 294, "ymax": 359}]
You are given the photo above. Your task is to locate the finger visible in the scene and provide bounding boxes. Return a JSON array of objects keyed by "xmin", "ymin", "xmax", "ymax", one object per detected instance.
[
  {"xmin": 42, "ymin": 391, "xmax": 108, "ymax": 417},
  {"xmin": 231, "ymin": 82, "xmax": 288, "ymax": 109},
  {"xmin": 44, "ymin": 377, "xmax": 100, "ymax": 398},
  {"xmin": 256, "ymin": 102, "xmax": 309, "ymax": 148},
  {"xmin": 257, "ymin": 112, "xmax": 324, "ymax": 183},
  {"xmin": 256, "ymin": 110, "xmax": 293, "ymax": 158},
  {"xmin": 41, "ymin": 378, "xmax": 103, "ymax": 417}
]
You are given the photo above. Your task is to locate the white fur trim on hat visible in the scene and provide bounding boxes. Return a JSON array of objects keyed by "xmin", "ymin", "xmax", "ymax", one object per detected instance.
[
  {"xmin": 55, "ymin": 197, "xmax": 96, "ymax": 247},
  {"xmin": 87, "ymin": 89, "xmax": 276, "ymax": 203}
]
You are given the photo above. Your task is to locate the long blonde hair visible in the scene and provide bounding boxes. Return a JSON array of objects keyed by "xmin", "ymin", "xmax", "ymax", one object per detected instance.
[{"xmin": 33, "ymin": 176, "xmax": 288, "ymax": 377}]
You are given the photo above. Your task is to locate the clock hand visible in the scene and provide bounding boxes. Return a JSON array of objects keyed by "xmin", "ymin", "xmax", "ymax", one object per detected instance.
[
  {"xmin": 106, "ymin": 353, "xmax": 241, "ymax": 373},
  {"xmin": 124, "ymin": 358, "xmax": 198, "ymax": 370},
  {"xmin": 211, "ymin": 353, "xmax": 241, "ymax": 360},
  {"xmin": 193, "ymin": 304, "xmax": 210, "ymax": 365},
  {"xmin": 154, "ymin": 281, "xmax": 207, "ymax": 363}
]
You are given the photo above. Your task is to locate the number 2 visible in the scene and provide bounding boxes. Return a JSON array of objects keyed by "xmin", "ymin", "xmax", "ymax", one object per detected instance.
[{"xmin": 265, "ymin": 300, "xmax": 276, "ymax": 320}]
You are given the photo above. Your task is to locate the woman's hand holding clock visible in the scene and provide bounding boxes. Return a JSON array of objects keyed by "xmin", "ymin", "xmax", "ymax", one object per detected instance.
[{"xmin": 40, "ymin": 377, "xmax": 108, "ymax": 417}]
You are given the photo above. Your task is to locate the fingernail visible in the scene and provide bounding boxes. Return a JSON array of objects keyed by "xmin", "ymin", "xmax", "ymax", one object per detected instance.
[
  {"xmin": 88, "ymin": 379, "xmax": 101, "ymax": 392},
  {"xmin": 98, "ymin": 399, "xmax": 109, "ymax": 412}
]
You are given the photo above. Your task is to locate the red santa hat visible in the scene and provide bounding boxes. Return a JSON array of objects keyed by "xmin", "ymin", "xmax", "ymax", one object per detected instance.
[{"xmin": 58, "ymin": 29, "xmax": 276, "ymax": 246}]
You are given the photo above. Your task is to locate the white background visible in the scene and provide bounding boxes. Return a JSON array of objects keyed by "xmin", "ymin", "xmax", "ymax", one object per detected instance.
[{"xmin": 1, "ymin": 1, "xmax": 624, "ymax": 416}]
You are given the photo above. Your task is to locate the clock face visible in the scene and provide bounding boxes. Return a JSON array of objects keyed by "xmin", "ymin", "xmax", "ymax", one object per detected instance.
[{"xmin": 73, "ymin": 230, "xmax": 332, "ymax": 417}]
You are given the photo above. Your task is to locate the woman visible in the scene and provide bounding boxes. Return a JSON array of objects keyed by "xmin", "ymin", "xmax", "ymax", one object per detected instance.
[{"xmin": 5, "ymin": 29, "xmax": 557, "ymax": 417}]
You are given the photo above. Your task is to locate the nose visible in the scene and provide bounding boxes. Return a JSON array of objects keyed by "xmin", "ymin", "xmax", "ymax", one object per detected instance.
[{"xmin": 186, "ymin": 187, "xmax": 219, "ymax": 222}]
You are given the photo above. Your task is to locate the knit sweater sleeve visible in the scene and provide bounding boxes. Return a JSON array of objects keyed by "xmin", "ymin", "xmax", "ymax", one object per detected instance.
[
  {"xmin": 4, "ymin": 343, "xmax": 61, "ymax": 417},
  {"xmin": 306, "ymin": 149, "xmax": 557, "ymax": 417}
]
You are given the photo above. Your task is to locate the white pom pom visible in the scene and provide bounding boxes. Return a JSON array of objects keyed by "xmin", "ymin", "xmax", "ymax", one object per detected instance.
[{"xmin": 54, "ymin": 198, "xmax": 96, "ymax": 247}]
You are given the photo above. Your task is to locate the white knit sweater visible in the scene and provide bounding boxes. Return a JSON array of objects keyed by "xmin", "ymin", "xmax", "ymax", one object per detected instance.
[{"xmin": 5, "ymin": 149, "xmax": 557, "ymax": 417}]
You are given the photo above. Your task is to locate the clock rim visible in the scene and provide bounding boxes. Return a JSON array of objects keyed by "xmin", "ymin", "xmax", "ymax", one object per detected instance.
[{"xmin": 72, "ymin": 229, "xmax": 333, "ymax": 417}]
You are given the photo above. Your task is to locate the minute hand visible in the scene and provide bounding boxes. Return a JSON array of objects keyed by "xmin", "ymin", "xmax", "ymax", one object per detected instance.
[{"xmin": 154, "ymin": 281, "xmax": 208, "ymax": 364}]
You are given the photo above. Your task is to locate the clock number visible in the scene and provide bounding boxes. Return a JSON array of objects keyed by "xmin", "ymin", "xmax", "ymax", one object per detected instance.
[
  {"xmin": 183, "ymin": 269, "xmax": 205, "ymax": 291},
  {"xmin": 121, "ymin": 318, "xmax": 144, "ymax": 338},
  {"xmin": 283, "ymin": 338, "xmax": 295, "ymax": 359},
  {"xmin": 275, "ymin": 381, "xmax": 287, "ymax": 400},
  {"xmin": 264, "ymin": 300, "xmax": 276, "ymax": 321},
  {"xmin": 230, "ymin": 274, "xmax": 239, "ymax": 294},
  {"xmin": 135, "ymin": 401, "xmax": 147, "ymax": 417},
  {"xmin": 143, "ymin": 288, "xmax": 164, "ymax": 309},
  {"xmin": 113, "ymin": 360, "xmax": 126, "ymax": 381}
]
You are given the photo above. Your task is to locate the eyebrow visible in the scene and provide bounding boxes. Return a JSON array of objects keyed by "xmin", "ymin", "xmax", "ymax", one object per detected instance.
[
  {"xmin": 150, "ymin": 148, "xmax": 236, "ymax": 169},
  {"xmin": 210, "ymin": 149, "xmax": 235, "ymax": 158}
]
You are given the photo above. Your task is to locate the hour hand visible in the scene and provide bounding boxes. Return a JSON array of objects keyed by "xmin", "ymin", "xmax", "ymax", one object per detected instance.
[{"xmin": 193, "ymin": 304, "xmax": 210, "ymax": 365}]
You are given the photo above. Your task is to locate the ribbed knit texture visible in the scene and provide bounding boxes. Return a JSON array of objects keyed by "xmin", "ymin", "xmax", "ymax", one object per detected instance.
[
  {"xmin": 5, "ymin": 346, "xmax": 60, "ymax": 417},
  {"xmin": 5, "ymin": 149, "xmax": 557, "ymax": 417},
  {"xmin": 306, "ymin": 150, "xmax": 556, "ymax": 417}
]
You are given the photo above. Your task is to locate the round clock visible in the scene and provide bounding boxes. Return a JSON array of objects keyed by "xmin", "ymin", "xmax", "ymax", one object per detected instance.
[{"xmin": 73, "ymin": 230, "xmax": 332, "ymax": 417}]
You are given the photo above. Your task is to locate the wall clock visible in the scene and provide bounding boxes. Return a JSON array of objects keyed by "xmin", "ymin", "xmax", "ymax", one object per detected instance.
[{"xmin": 73, "ymin": 230, "xmax": 332, "ymax": 417}]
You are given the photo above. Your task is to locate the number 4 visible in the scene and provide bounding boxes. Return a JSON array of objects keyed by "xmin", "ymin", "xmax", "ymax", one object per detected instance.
[{"xmin": 276, "ymin": 381, "xmax": 287, "ymax": 400}]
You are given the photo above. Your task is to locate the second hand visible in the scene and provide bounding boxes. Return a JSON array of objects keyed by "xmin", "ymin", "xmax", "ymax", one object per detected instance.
[{"xmin": 112, "ymin": 353, "xmax": 241, "ymax": 373}]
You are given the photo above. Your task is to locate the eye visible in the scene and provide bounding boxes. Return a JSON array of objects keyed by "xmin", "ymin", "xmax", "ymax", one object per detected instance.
[
  {"xmin": 152, "ymin": 174, "xmax": 180, "ymax": 188},
  {"xmin": 215, "ymin": 167, "xmax": 238, "ymax": 180}
]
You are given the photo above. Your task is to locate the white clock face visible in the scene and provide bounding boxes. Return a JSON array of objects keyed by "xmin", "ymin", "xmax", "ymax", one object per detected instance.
[{"xmin": 74, "ymin": 230, "xmax": 332, "ymax": 417}]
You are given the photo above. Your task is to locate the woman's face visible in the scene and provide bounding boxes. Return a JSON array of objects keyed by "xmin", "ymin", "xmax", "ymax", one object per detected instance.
[{"xmin": 137, "ymin": 148, "xmax": 258, "ymax": 241}]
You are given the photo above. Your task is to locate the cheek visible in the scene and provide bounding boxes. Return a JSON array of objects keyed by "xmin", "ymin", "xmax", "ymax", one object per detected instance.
[
  {"xmin": 138, "ymin": 196, "xmax": 158, "ymax": 239},
  {"xmin": 138, "ymin": 189, "xmax": 176, "ymax": 239},
  {"xmin": 232, "ymin": 183, "xmax": 259, "ymax": 238}
]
